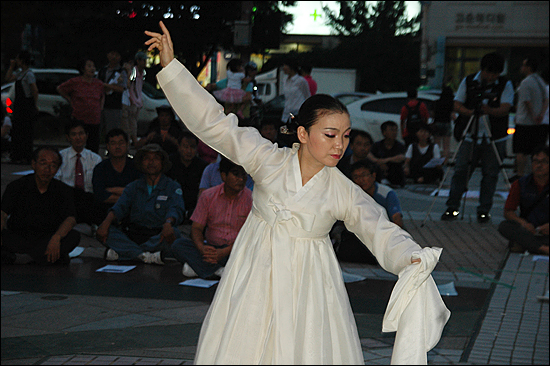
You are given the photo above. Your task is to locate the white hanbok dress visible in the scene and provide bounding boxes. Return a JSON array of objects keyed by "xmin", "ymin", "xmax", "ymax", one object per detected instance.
[{"xmin": 157, "ymin": 60, "xmax": 448, "ymax": 365}]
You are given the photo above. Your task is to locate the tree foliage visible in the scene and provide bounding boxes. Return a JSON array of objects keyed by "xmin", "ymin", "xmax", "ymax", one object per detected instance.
[
  {"xmin": 251, "ymin": 1, "xmax": 295, "ymax": 52},
  {"xmin": 317, "ymin": 1, "xmax": 422, "ymax": 92},
  {"xmin": 324, "ymin": 1, "xmax": 419, "ymax": 37},
  {"xmin": 1, "ymin": 1, "xmax": 295, "ymax": 78}
]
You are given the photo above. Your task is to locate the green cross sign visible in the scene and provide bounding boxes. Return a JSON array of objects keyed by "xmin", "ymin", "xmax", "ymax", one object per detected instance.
[{"xmin": 310, "ymin": 9, "xmax": 322, "ymax": 21}]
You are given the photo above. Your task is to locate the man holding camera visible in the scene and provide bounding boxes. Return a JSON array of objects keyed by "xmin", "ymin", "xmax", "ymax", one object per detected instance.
[{"xmin": 441, "ymin": 52, "xmax": 514, "ymax": 223}]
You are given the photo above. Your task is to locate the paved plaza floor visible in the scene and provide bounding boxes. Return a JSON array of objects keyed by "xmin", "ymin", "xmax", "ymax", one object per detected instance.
[{"xmin": 1, "ymin": 159, "xmax": 548, "ymax": 365}]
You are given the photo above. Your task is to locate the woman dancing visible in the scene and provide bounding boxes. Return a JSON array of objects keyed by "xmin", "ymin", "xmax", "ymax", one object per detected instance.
[{"xmin": 145, "ymin": 22, "xmax": 449, "ymax": 365}]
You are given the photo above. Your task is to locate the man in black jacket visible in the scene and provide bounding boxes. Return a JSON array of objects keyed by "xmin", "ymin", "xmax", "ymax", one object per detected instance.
[{"xmin": 1, "ymin": 147, "xmax": 80, "ymax": 265}]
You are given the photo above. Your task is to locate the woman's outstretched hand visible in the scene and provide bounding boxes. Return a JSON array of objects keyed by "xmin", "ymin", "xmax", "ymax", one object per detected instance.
[{"xmin": 145, "ymin": 21, "xmax": 174, "ymax": 68}]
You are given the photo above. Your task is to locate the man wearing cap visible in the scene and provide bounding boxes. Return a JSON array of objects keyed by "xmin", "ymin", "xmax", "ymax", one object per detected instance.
[
  {"xmin": 135, "ymin": 105, "xmax": 183, "ymax": 155},
  {"xmin": 122, "ymin": 51, "xmax": 147, "ymax": 146},
  {"xmin": 96, "ymin": 144, "xmax": 185, "ymax": 264}
]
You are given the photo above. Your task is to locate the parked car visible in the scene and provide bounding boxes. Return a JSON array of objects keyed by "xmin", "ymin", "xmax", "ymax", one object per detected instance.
[
  {"xmin": 346, "ymin": 92, "xmax": 439, "ymax": 144},
  {"xmin": 347, "ymin": 91, "xmax": 516, "ymax": 158},
  {"xmin": 2, "ymin": 69, "xmax": 79, "ymax": 121},
  {"xmin": 1, "ymin": 68, "xmax": 168, "ymax": 137},
  {"xmin": 331, "ymin": 92, "xmax": 373, "ymax": 105},
  {"xmin": 251, "ymin": 92, "xmax": 374, "ymax": 127}
]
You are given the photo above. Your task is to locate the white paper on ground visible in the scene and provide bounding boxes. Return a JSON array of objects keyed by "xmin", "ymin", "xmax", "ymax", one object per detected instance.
[
  {"xmin": 96, "ymin": 265, "xmax": 136, "ymax": 273},
  {"xmin": 179, "ymin": 278, "xmax": 218, "ymax": 288},
  {"xmin": 437, "ymin": 281, "xmax": 458, "ymax": 296},
  {"xmin": 12, "ymin": 170, "xmax": 34, "ymax": 175},
  {"xmin": 423, "ymin": 157, "xmax": 446, "ymax": 169},
  {"xmin": 68, "ymin": 246, "xmax": 85, "ymax": 258},
  {"xmin": 532, "ymin": 255, "xmax": 549, "ymax": 262},
  {"xmin": 342, "ymin": 271, "xmax": 367, "ymax": 283},
  {"xmin": 1, "ymin": 291, "xmax": 22, "ymax": 296}
]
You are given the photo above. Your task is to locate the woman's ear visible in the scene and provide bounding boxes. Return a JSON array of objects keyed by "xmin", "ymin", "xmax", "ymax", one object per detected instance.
[{"xmin": 297, "ymin": 126, "xmax": 308, "ymax": 144}]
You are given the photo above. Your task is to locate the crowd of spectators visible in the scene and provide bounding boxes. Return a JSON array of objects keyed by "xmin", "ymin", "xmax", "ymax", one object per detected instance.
[{"xmin": 2, "ymin": 50, "xmax": 547, "ymax": 275}]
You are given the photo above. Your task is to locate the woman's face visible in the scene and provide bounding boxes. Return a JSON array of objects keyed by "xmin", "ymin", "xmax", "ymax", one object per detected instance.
[
  {"xmin": 298, "ymin": 111, "xmax": 351, "ymax": 169},
  {"xmin": 83, "ymin": 60, "xmax": 96, "ymax": 77},
  {"xmin": 282, "ymin": 64, "xmax": 293, "ymax": 75}
]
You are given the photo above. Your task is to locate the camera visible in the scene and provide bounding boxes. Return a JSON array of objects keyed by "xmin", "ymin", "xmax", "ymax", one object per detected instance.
[{"xmin": 469, "ymin": 81, "xmax": 498, "ymax": 108}]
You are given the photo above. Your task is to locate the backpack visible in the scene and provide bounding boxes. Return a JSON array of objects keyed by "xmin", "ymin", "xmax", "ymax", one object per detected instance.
[
  {"xmin": 404, "ymin": 102, "xmax": 423, "ymax": 137},
  {"xmin": 405, "ymin": 103, "xmax": 422, "ymax": 125}
]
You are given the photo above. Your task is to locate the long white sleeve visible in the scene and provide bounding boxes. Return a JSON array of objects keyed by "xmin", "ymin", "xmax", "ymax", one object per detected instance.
[{"xmin": 383, "ymin": 247, "xmax": 451, "ymax": 365}]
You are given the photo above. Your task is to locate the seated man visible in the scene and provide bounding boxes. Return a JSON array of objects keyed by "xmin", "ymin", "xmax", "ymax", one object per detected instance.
[
  {"xmin": 199, "ymin": 158, "xmax": 254, "ymax": 196},
  {"xmin": 55, "ymin": 119, "xmax": 104, "ymax": 226},
  {"xmin": 331, "ymin": 160, "xmax": 405, "ymax": 264},
  {"xmin": 1, "ymin": 147, "xmax": 80, "ymax": 265},
  {"xmin": 96, "ymin": 144, "xmax": 186, "ymax": 264},
  {"xmin": 337, "ymin": 129, "xmax": 380, "ymax": 179},
  {"xmin": 135, "ymin": 105, "xmax": 184, "ymax": 156},
  {"xmin": 92, "ymin": 128, "xmax": 142, "ymax": 218},
  {"xmin": 257, "ymin": 119, "xmax": 287, "ymax": 147},
  {"xmin": 166, "ymin": 131, "xmax": 209, "ymax": 222},
  {"xmin": 498, "ymin": 144, "xmax": 549, "ymax": 255},
  {"xmin": 171, "ymin": 157, "xmax": 253, "ymax": 279},
  {"xmin": 371, "ymin": 120, "xmax": 406, "ymax": 187}
]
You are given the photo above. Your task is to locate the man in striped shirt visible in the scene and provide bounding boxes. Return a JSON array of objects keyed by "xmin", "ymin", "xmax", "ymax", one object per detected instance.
[{"xmin": 171, "ymin": 157, "xmax": 253, "ymax": 279}]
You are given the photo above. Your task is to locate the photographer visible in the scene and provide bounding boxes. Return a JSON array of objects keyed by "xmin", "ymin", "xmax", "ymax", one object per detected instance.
[{"xmin": 441, "ymin": 52, "xmax": 514, "ymax": 223}]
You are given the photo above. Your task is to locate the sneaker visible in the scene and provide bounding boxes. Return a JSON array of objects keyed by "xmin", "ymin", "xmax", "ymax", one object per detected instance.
[
  {"xmin": 90, "ymin": 224, "xmax": 98, "ymax": 238},
  {"xmin": 477, "ymin": 213, "xmax": 491, "ymax": 224},
  {"xmin": 214, "ymin": 267, "xmax": 224, "ymax": 277},
  {"xmin": 441, "ymin": 208, "xmax": 459, "ymax": 221},
  {"xmin": 104, "ymin": 248, "xmax": 119, "ymax": 261},
  {"xmin": 148, "ymin": 251, "xmax": 165, "ymax": 265},
  {"xmin": 182, "ymin": 263, "xmax": 198, "ymax": 278},
  {"xmin": 139, "ymin": 251, "xmax": 164, "ymax": 265}
]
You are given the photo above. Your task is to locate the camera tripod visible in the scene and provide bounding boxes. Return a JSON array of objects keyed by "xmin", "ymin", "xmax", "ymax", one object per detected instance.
[{"xmin": 421, "ymin": 111, "xmax": 512, "ymax": 227}]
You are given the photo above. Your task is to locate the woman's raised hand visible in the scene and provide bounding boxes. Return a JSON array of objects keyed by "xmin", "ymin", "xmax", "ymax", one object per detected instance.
[{"xmin": 144, "ymin": 21, "xmax": 174, "ymax": 68}]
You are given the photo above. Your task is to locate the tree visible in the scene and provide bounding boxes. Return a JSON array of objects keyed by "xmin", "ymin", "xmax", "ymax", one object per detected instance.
[
  {"xmin": 251, "ymin": 1, "xmax": 295, "ymax": 52},
  {"xmin": 1, "ymin": 1, "xmax": 295, "ymax": 79},
  {"xmin": 325, "ymin": 1, "xmax": 419, "ymax": 37},
  {"xmin": 321, "ymin": 1, "xmax": 422, "ymax": 92}
]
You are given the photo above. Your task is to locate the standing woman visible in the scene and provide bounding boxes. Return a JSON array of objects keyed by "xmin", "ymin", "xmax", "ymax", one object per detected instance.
[
  {"xmin": 146, "ymin": 22, "xmax": 449, "ymax": 365},
  {"xmin": 4, "ymin": 50, "xmax": 38, "ymax": 164},
  {"xmin": 281, "ymin": 60, "xmax": 311, "ymax": 125},
  {"xmin": 57, "ymin": 58, "xmax": 105, "ymax": 153}
]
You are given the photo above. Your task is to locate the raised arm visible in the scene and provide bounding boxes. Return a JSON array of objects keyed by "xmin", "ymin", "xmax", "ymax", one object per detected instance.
[{"xmin": 144, "ymin": 22, "xmax": 283, "ymax": 180}]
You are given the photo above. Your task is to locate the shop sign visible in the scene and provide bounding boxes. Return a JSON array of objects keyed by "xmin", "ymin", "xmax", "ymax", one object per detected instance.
[{"xmin": 455, "ymin": 12, "xmax": 506, "ymax": 30}]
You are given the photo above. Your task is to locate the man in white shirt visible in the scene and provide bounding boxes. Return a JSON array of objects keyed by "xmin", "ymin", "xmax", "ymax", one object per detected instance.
[
  {"xmin": 513, "ymin": 57, "xmax": 549, "ymax": 178},
  {"xmin": 442, "ymin": 52, "xmax": 515, "ymax": 224},
  {"xmin": 56, "ymin": 120, "xmax": 104, "ymax": 226}
]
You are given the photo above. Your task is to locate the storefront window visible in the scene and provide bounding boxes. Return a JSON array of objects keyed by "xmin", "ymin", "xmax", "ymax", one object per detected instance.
[
  {"xmin": 464, "ymin": 48, "xmax": 497, "ymax": 59},
  {"xmin": 445, "ymin": 47, "xmax": 499, "ymax": 83}
]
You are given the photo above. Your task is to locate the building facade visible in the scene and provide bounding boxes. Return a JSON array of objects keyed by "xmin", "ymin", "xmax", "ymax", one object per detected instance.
[{"xmin": 420, "ymin": 1, "xmax": 549, "ymax": 90}]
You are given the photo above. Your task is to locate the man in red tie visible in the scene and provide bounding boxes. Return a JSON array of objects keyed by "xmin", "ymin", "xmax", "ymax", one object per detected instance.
[{"xmin": 55, "ymin": 120, "xmax": 103, "ymax": 229}]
